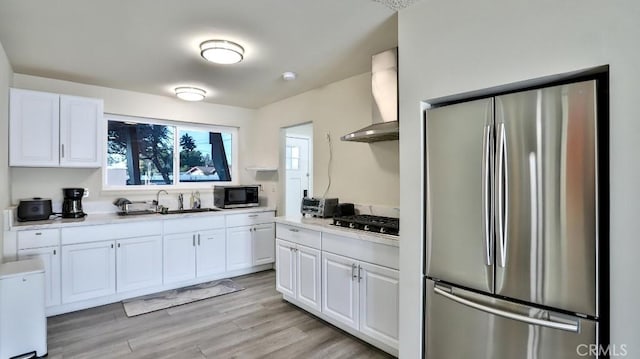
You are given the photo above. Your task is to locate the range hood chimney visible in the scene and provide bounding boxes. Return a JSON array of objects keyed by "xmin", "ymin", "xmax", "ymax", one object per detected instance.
[{"xmin": 341, "ymin": 47, "xmax": 398, "ymax": 142}]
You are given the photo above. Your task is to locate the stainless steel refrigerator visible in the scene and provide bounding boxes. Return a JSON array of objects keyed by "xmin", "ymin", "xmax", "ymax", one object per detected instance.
[{"xmin": 424, "ymin": 78, "xmax": 607, "ymax": 358}]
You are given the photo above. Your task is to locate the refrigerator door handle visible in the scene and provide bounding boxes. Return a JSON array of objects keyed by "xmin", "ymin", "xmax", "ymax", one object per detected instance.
[
  {"xmin": 496, "ymin": 122, "xmax": 508, "ymax": 267},
  {"xmin": 481, "ymin": 124, "xmax": 492, "ymax": 266},
  {"xmin": 433, "ymin": 285, "xmax": 579, "ymax": 333}
]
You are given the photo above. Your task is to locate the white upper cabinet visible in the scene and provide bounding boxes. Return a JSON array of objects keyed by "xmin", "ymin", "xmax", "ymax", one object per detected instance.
[
  {"xmin": 59, "ymin": 95, "xmax": 103, "ymax": 167},
  {"xmin": 9, "ymin": 89, "xmax": 59, "ymax": 167},
  {"xmin": 9, "ymin": 88, "xmax": 103, "ymax": 168}
]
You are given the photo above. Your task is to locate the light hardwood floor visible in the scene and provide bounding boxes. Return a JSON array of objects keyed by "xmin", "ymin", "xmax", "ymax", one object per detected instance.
[{"xmin": 46, "ymin": 270, "xmax": 395, "ymax": 359}]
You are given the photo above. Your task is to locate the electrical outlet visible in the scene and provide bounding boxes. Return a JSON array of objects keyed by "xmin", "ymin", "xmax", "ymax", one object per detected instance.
[{"xmin": 83, "ymin": 188, "xmax": 89, "ymax": 198}]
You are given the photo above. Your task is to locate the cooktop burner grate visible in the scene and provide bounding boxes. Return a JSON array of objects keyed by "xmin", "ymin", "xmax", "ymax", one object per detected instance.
[{"xmin": 332, "ymin": 214, "xmax": 399, "ymax": 236}]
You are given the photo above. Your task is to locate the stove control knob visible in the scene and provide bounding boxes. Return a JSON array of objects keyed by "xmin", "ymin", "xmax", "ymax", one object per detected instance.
[
  {"xmin": 335, "ymin": 221, "xmax": 341, "ymax": 226},
  {"xmin": 364, "ymin": 225, "xmax": 370, "ymax": 231},
  {"xmin": 349, "ymin": 223, "xmax": 355, "ymax": 229},
  {"xmin": 380, "ymin": 227, "xmax": 386, "ymax": 233}
]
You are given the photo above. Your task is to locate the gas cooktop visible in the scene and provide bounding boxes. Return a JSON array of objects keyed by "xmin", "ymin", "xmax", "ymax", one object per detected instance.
[{"xmin": 332, "ymin": 214, "xmax": 399, "ymax": 236}]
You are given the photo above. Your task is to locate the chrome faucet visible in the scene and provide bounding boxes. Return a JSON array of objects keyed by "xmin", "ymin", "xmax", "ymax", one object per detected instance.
[
  {"xmin": 155, "ymin": 190, "xmax": 168, "ymax": 212},
  {"xmin": 178, "ymin": 193, "xmax": 184, "ymax": 210}
]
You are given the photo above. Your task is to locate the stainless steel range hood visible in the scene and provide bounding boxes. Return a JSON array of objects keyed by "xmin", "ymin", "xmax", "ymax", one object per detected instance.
[{"xmin": 341, "ymin": 47, "xmax": 398, "ymax": 142}]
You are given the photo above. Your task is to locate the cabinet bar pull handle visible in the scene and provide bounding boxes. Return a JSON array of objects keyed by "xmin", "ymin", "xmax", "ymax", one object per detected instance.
[
  {"xmin": 198, "ymin": 234, "xmax": 201, "ymax": 246},
  {"xmin": 61, "ymin": 144, "xmax": 65, "ymax": 158},
  {"xmin": 53, "ymin": 249, "xmax": 56, "ymax": 255},
  {"xmin": 351, "ymin": 263, "xmax": 358, "ymax": 280},
  {"xmin": 248, "ymin": 214, "xmax": 258, "ymax": 218},
  {"xmin": 193, "ymin": 234, "xmax": 196, "ymax": 247},
  {"xmin": 35, "ymin": 232, "xmax": 42, "ymax": 236},
  {"xmin": 111, "ymin": 243, "xmax": 114, "ymax": 248},
  {"xmin": 358, "ymin": 265, "xmax": 362, "ymax": 281},
  {"xmin": 289, "ymin": 228, "xmax": 299, "ymax": 233},
  {"xmin": 117, "ymin": 243, "xmax": 121, "ymax": 248}
]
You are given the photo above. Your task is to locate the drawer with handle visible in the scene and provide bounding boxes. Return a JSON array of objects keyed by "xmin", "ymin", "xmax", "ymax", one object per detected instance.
[
  {"xmin": 276, "ymin": 223, "xmax": 321, "ymax": 249},
  {"xmin": 18, "ymin": 228, "xmax": 60, "ymax": 249},
  {"xmin": 226, "ymin": 211, "xmax": 275, "ymax": 228}
]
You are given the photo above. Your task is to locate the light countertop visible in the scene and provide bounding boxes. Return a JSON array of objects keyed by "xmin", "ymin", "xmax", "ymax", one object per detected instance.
[
  {"xmin": 275, "ymin": 215, "xmax": 399, "ymax": 247},
  {"xmin": 9, "ymin": 207, "xmax": 276, "ymax": 231}
]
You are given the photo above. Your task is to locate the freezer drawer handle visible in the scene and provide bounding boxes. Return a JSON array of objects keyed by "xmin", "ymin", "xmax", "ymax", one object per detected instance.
[{"xmin": 433, "ymin": 285, "xmax": 579, "ymax": 333}]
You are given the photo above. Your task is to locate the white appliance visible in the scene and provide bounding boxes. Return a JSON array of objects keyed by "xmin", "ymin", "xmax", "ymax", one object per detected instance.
[{"xmin": 0, "ymin": 259, "xmax": 47, "ymax": 359}]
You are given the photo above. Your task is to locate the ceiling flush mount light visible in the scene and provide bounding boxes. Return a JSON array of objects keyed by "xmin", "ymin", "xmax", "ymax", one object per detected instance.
[
  {"xmin": 372, "ymin": 0, "xmax": 420, "ymax": 11},
  {"xmin": 175, "ymin": 87, "xmax": 206, "ymax": 101},
  {"xmin": 200, "ymin": 40, "xmax": 244, "ymax": 64},
  {"xmin": 282, "ymin": 71, "xmax": 297, "ymax": 81}
]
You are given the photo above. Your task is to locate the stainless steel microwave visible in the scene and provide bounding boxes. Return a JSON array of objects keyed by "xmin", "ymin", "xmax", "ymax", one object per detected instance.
[{"xmin": 214, "ymin": 185, "xmax": 260, "ymax": 209}]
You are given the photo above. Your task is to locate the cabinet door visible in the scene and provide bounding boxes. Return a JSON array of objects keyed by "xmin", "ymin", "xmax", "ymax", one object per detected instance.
[
  {"xmin": 59, "ymin": 95, "xmax": 103, "ymax": 167},
  {"xmin": 18, "ymin": 246, "xmax": 61, "ymax": 307},
  {"xmin": 163, "ymin": 233, "xmax": 197, "ymax": 284},
  {"xmin": 322, "ymin": 252, "xmax": 359, "ymax": 330},
  {"xmin": 9, "ymin": 88, "xmax": 60, "ymax": 167},
  {"xmin": 226, "ymin": 226, "xmax": 252, "ymax": 271},
  {"xmin": 116, "ymin": 236, "xmax": 163, "ymax": 293},
  {"xmin": 61, "ymin": 241, "xmax": 115, "ymax": 303},
  {"xmin": 296, "ymin": 244, "xmax": 321, "ymax": 311},
  {"xmin": 275, "ymin": 239, "xmax": 296, "ymax": 298},
  {"xmin": 252, "ymin": 223, "xmax": 275, "ymax": 266},
  {"xmin": 196, "ymin": 229, "xmax": 226, "ymax": 277},
  {"xmin": 358, "ymin": 262, "xmax": 399, "ymax": 349}
]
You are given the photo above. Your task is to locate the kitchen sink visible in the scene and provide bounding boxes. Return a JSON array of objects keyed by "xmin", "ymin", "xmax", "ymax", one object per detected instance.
[
  {"xmin": 117, "ymin": 208, "xmax": 222, "ymax": 216},
  {"xmin": 161, "ymin": 208, "xmax": 222, "ymax": 215}
]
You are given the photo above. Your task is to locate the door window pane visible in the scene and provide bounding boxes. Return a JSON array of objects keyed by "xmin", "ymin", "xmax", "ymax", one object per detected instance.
[
  {"xmin": 107, "ymin": 121, "xmax": 175, "ymax": 186},
  {"xmin": 286, "ymin": 145, "xmax": 300, "ymax": 170}
]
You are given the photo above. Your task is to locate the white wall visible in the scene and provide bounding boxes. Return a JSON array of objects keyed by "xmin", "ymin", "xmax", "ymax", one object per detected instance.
[
  {"xmin": 398, "ymin": 0, "xmax": 640, "ymax": 357},
  {"xmin": 250, "ymin": 72, "xmax": 399, "ymax": 212},
  {"xmin": 0, "ymin": 42, "xmax": 14, "ymax": 263},
  {"xmin": 10, "ymin": 74, "xmax": 255, "ymax": 208}
]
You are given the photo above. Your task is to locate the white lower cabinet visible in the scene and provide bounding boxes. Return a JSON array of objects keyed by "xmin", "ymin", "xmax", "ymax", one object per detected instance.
[
  {"xmin": 164, "ymin": 229, "xmax": 228, "ymax": 284},
  {"xmin": 358, "ymin": 261, "xmax": 399, "ymax": 349},
  {"xmin": 226, "ymin": 226, "xmax": 253, "ymax": 271},
  {"xmin": 322, "ymin": 252, "xmax": 360, "ymax": 329},
  {"xmin": 163, "ymin": 233, "xmax": 197, "ymax": 284},
  {"xmin": 61, "ymin": 241, "xmax": 116, "ymax": 303},
  {"xmin": 275, "ymin": 239, "xmax": 296, "ymax": 298},
  {"xmin": 18, "ymin": 246, "xmax": 61, "ymax": 307},
  {"xmin": 275, "ymin": 239, "xmax": 322, "ymax": 311},
  {"xmin": 252, "ymin": 223, "xmax": 276, "ymax": 266},
  {"xmin": 321, "ymin": 252, "xmax": 399, "ymax": 349},
  {"xmin": 196, "ymin": 229, "xmax": 226, "ymax": 277},
  {"xmin": 116, "ymin": 236, "xmax": 163, "ymax": 292}
]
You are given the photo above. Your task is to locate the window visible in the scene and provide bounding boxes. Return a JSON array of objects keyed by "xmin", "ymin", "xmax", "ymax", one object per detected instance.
[
  {"xmin": 105, "ymin": 114, "xmax": 237, "ymax": 188},
  {"xmin": 286, "ymin": 145, "xmax": 300, "ymax": 170}
]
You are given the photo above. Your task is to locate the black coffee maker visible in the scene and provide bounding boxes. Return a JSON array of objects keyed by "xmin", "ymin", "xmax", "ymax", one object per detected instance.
[{"xmin": 62, "ymin": 188, "xmax": 86, "ymax": 218}]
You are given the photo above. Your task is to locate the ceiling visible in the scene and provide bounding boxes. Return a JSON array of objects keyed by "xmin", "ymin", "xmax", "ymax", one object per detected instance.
[{"xmin": 0, "ymin": 0, "xmax": 398, "ymax": 109}]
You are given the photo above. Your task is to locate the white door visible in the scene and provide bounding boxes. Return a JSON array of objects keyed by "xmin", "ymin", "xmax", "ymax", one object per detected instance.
[
  {"xmin": 116, "ymin": 236, "xmax": 163, "ymax": 293},
  {"xmin": 252, "ymin": 223, "xmax": 275, "ymax": 266},
  {"xmin": 163, "ymin": 233, "xmax": 196, "ymax": 284},
  {"xmin": 285, "ymin": 136, "xmax": 310, "ymax": 216},
  {"xmin": 322, "ymin": 252, "xmax": 359, "ymax": 330},
  {"xmin": 196, "ymin": 229, "xmax": 226, "ymax": 277},
  {"xmin": 359, "ymin": 262, "xmax": 400, "ymax": 349},
  {"xmin": 9, "ymin": 88, "xmax": 60, "ymax": 167},
  {"xmin": 226, "ymin": 226, "xmax": 252, "ymax": 271},
  {"xmin": 59, "ymin": 95, "xmax": 103, "ymax": 167},
  {"xmin": 61, "ymin": 241, "xmax": 115, "ymax": 303},
  {"xmin": 275, "ymin": 239, "xmax": 296, "ymax": 298},
  {"xmin": 296, "ymin": 244, "xmax": 321, "ymax": 311},
  {"xmin": 18, "ymin": 246, "xmax": 61, "ymax": 307}
]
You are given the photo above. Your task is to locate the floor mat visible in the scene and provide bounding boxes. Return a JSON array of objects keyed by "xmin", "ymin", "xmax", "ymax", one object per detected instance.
[{"xmin": 122, "ymin": 278, "xmax": 245, "ymax": 317}]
